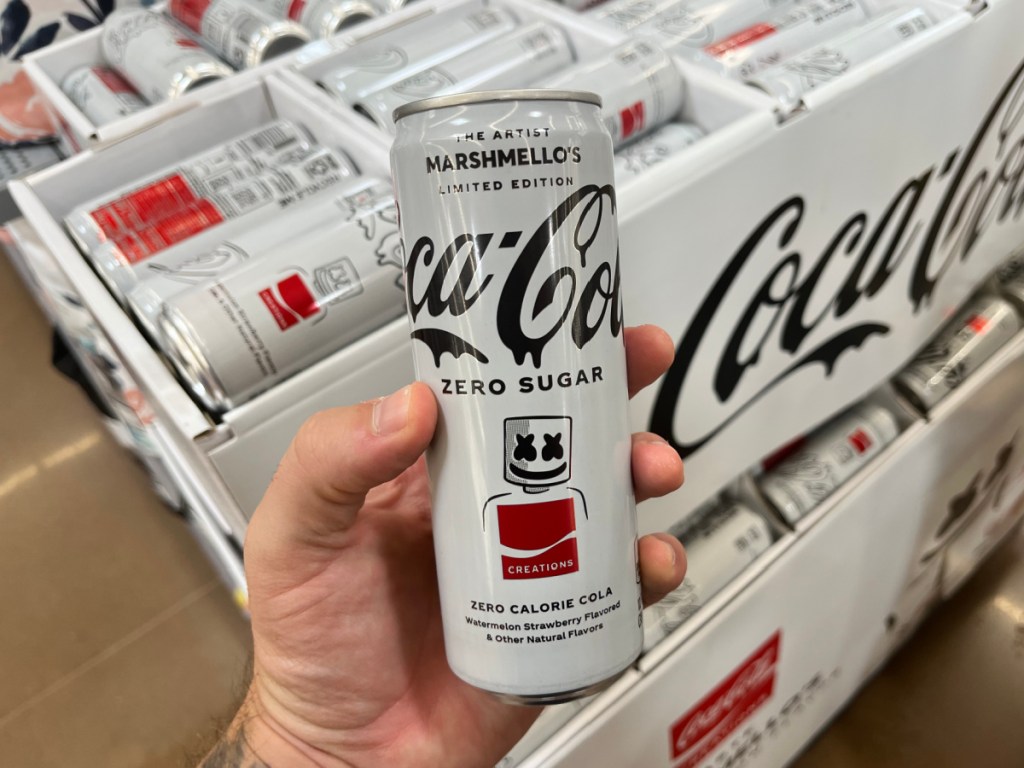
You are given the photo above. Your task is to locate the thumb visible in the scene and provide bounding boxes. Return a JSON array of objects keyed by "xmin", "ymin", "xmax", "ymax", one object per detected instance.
[{"xmin": 248, "ymin": 382, "xmax": 437, "ymax": 554}]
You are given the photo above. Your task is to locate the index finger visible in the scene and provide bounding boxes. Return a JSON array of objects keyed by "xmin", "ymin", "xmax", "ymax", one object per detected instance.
[{"xmin": 626, "ymin": 325, "xmax": 675, "ymax": 399}]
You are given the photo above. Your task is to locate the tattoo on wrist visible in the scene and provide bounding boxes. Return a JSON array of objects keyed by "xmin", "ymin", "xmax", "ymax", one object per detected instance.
[{"xmin": 199, "ymin": 720, "xmax": 269, "ymax": 768}]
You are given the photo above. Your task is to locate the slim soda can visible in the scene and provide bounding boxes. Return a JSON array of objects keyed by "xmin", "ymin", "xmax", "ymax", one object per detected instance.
[
  {"xmin": 101, "ymin": 10, "xmax": 233, "ymax": 103},
  {"xmin": 392, "ymin": 90, "xmax": 641, "ymax": 703},
  {"xmin": 317, "ymin": 5, "xmax": 519, "ymax": 104},
  {"xmin": 243, "ymin": 0, "xmax": 380, "ymax": 38},
  {"xmin": 61, "ymin": 66, "xmax": 147, "ymax": 126},
  {"xmin": 65, "ymin": 120, "xmax": 325, "ymax": 252},
  {"xmin": 588, "ymin": 0, "xmax": 689, "ymax": 33},
  {"xmin": 894, "ymin": 295, "xmax": 1021, "ymax": 414},
  {"xmin": 126, "ymin": 178, "xmax": 394, "ymax": 338},
  {"xmin": 169, "ymin": 0, "xmax": 310, "ymax": 70},
  {"xmin": 696, "ymin": 0, "xmax": 870, "ymax": 79},
  {"xmin": 541, "ymin": 40, "xmax": 684, "ymax": 148},
  {"xmin": 643, "ymin": 501, "xmax": 772, "ymax": 650},
  {"xmin": 995, "ymin": 253, "xmax": 1024, "ymax": 313},
  {"xmin": 356, "ymin": 24, "xmax": 575, "ymax": 134},
  {"xmin": 758, "ymin": 402, "xmax": 900, "ymax": 524},
  {"xmin": 748, "ymin": 8, "xmax": 934, "ymax": 110},
  {"xmin": 630, "ymin": 0, "xmax": 796, "ymax": 52},
  {"xmin": 87, "ymin": 148, "xmax": 357, "ymax": 301},
  {"xmin": 614, "ymin": 122, "xmax": 704, "ymax": 181},
  {"xmin": 159, "ymin": 195, "xmax": 404, "ymax": 411}
]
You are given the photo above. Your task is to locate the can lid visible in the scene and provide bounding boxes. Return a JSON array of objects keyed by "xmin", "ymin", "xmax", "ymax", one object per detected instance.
[
  {"xmin": 160, "ymin": 307, "xmax": 233, "ymax": 414},
  {"xmin": 392, "ymin": 89, "xmax": 602, "ymax": 123}
]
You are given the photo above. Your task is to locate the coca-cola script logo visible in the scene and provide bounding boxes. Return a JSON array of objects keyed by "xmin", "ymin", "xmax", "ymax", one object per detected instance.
[
  {"xmin": 651, "ymin": 56, "xmax": 1024, "ymax": 459},
  {"xmin": 259, "ymin": 274, "xmax": 320, "ymax": 330},
  {"xmin": 497, "ymin": 497, "xmax": 579, "ymax": 580},
  {"xmin": 406, "ymin": 184, "xmax": 622, "ymax": 368},
  {"xmin": 670, "ymin": 631, "xmax": 781, "ymax": 768}
]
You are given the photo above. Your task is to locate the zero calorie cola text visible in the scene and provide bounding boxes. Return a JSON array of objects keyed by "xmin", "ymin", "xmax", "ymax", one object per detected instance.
[{"xmin": 392, "ymin": 90, "xmax": 641, "ymax": 703}]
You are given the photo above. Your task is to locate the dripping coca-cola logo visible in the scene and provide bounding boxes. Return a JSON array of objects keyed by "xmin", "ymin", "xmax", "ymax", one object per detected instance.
[
  {"xmin": 651, "ymin": 56, "xmax": 1024, "ymax": 459},
  {"xmin": 405, "ymin": 184, "xmax": 623, "ymax": 369}
]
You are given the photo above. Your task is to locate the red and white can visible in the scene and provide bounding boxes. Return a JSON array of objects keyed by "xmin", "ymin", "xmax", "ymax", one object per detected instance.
[
  {"xmin": 316, "ymin": 5, "xmax": 519, "ymax": 104},
  {"xmin": 614, "ymin": 122, "xmax": 704, "ymax": 181},
  {"xmin": 86, "ymin": 148, "xmax": 357, "ymax": 301},
  {"xmin": 169, "ymin": 0, "xmax": 310, "ymax": 70},
  {"xmin": 630, "ymin": 0, "xmax": 794, "ymax": 51},
  {"xmin": 356, "ymin": 24, "xmax": 575, "ymax": 134},
  {"xmin": 392, "ymin": 90, "xmax": 641, "ymax": 703},
  {"xmin": 243, "ymin": 0, "xmax": 380, "ymax": 38},
  {"xmin": 61, "ymin": 66, "xmax": 147, "ymax": 126},
  {"xmin": 757, "ymin": 402, "xmax": 900, "ymax": 524},
  {"xmin": 65, "ymin": 120, "xmax": 334, "ymax": 252},
  {"xmin": 125, "ymin": 177, "xmax": 393, "ymax": 337},
  {"xmin": 643, "ymin": 500, "xmax": 773, "ymax": 650},
  {"xmin": 696, "ymin": 0, "xmax": 870, "ymax": 79},
  {"xmin": 101, "ymin": 9, "xmax": 233, "ymax": 103},
  {"xmin": 159, "ymin": 193, "xmax": 404, "ymax": 411},
  {"xmin": 748, "ymin": 8, "xmax": 934, "ymax": 109},
  {"xmin": 542, "ymin": 40, "xmax": 685, "ymax": 148},
  {"xmin": 895, "ymin": 294, "xmax": 1021, "ymax": 414}
]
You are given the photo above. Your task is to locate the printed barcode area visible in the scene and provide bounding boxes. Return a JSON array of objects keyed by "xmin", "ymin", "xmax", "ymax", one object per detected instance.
[
  {"xmin": 231, "ymin": 187, "xmax": 261, "ymax": 208},
  {"xmin": 247, "ymin": 127, "xmax": 296, "ymax": 152}
]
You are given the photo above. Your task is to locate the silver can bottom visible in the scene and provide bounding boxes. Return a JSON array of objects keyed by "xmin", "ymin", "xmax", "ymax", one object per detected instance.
[{"xmin": 485, "ymin": 664, "xmax": 634, "ymax": 707}]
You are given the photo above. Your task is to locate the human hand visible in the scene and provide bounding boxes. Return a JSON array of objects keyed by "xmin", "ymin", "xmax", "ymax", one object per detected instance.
[{"xmin": 202, "ymin": 325, "xmax": 687, "ymax": 768}]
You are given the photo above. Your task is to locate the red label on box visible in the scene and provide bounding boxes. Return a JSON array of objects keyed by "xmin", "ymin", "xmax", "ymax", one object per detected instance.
[
  {"xmin": 670, "ymin": 631, "xmax": 781, "ymax": 766},
  {"xmin": 705, "ymin": 23, "xmax": 777, "ymax": 57}
]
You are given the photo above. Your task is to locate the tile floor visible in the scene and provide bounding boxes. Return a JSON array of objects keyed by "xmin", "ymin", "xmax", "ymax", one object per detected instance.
[{"xmin": 2, "ymin": 249, "xmax": 1023, "ymax": 767}]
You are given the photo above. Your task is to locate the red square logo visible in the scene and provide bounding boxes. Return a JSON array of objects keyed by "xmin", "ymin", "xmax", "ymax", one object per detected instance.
[
  {"xmin": 497, "ymin": 498, "xmax": 579, "ymax": 580},
  {"xmin": 259, "ymin": 274, "xmax": 320, "ymax": 330},
  {"xmin": 848, "ymin": 428, "xmax": 873, "ymax": 454},
  {"xmin": 620, "ymin": 101, "xmax": 646, "ymax": 141},
  {"xmin": 670, "ymin": 632, "xmax": 781, "ymax": 767}
]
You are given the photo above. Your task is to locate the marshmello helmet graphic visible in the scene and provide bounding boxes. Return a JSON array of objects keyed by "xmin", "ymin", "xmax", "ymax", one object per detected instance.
[{"xmin": 504, "ymin": 416, "xmax": 572, "ymax": 489}]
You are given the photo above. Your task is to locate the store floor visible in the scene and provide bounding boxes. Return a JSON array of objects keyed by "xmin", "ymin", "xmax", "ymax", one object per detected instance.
[{"xmin": 2, "ymin": 251, "xmax": 1024, "ymax": 767}]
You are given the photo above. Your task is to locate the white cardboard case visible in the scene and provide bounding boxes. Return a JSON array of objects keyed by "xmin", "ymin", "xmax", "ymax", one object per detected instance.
[{"xmin": 10, "ymin": 74, "xmax": 395, "ymax": 540}]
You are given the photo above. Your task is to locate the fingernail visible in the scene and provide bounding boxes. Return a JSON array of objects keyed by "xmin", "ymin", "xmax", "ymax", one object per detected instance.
[
  {"xmin": 373, "ymin": 386, "xmax": 411, "ymax": 436},
  {"xmin": 658, "ymin": 534, "xmax": 677, "ymax": 566}
]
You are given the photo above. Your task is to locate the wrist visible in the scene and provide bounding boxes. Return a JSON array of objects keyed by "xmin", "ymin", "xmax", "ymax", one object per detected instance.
[{"xmin": 202, "ymin": 690, "xmax": 350, "ymax": 768}]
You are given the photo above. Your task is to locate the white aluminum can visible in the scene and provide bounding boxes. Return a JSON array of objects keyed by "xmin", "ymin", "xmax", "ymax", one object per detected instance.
[
  {"xmin": 614, "ymin": 122, "xmax": 704, "ymax": 181},
  {"xmin": 542, "ymin": 40, "xmax": 684, "ymax": 148},
  {"xmin": 159, "ymin": 195, "xmax": 404, "ymax": 411},
  {"xmin": 631, "ymin": 0, "xmax": 795, "ymax": 52},
  {"xmin": 995, "ymin": 254, "xmax": 1024, "ymax": 313},
  {"xmin": 317, "ymin": 5, "xmax": 519, "ymax": 104},
  {"xmin": 392, "ymin": 90, "xmax": 641, "ymax": 703},
  {"xmin": 169, "ymin": 0, "xmax": 310, "ymax": 69},
  {"xmin": 895, "ymin": 294, "xmax": 1021, "ymax": 414},
  {"xmin": 695, "ymin": 0, "xmax": 870, "ymax": 79},
  {"xmin": 748, "ymin": 8, "xmax": 934, "ymax": 111},
  {"xmin": 65, "ymin": 120, "xmax": 325, "ymax": 252},
  {"xmin": 643, "ymin": 501, "xmax": 772, "ymax": 650},
  {"xmin": 356, "ymin": 24, "xmax": 575, "ymax": 135},
  {"xmin": 86, "ymin": 148, "xmax": 357, "ymax": 302},
  {"xmin": 61, "ymin": 66, "xmax": 147, "ymax": 126},
  {"xmin": 758, "ymin": 402, "xmax": 900, "ymax": 524},
  {"xmin": 588, "ymin": 0, "xmax": 689, "ymax": 33},
  {"xmin": 101, "ymin": 9, "xmax": 233, "ymax": 103},
  {"xmin": 229, "ymin": 0, "xmax": 379, "ymax": 39},
  {"xmin": 126, "ymin": 178, "xmax": 393, "ymax": 338}
]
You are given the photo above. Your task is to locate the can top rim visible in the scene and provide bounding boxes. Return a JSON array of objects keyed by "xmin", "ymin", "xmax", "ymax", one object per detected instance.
[{"xmin": 393, "ymin": 89, "xmax": 602, "ymax": 122}]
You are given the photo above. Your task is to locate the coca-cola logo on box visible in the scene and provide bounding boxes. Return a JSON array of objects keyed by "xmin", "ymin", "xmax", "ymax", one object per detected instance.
[
  {"xmin": 669, "ymin": 631, "xmax": 781, "ymax": 767},
  {"xmin": 651, "ymin": 57, "xmax": 1024, "ymax": 459}
]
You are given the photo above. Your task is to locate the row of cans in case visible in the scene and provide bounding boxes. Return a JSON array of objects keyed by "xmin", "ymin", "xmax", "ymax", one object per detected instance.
[
  {"xmin": 305, "ymin": 0, "xmax": 704, "ymax": 151},
  {"xmin": 755, "ymin": 266, "xmax": 1024, "ymax": 527},
  {"xmin": 64, "ymin": 119, "xmax": 408, "ymax": 412},
  {"xmin": 61, "ymin": 0, "xmax": 409, "ymax": 127},
  {"xmin": 586, "ymin": 0, "xmax": 936, "ymax": 110}
]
